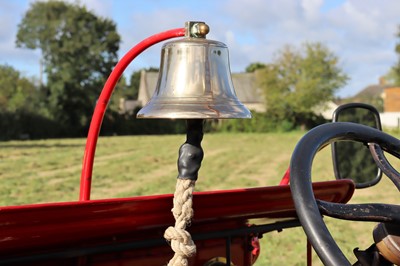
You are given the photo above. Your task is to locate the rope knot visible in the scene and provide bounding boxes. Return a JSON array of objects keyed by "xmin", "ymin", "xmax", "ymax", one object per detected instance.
[{"xmin": 164, "ymin": 226, "xmax": 196, "ymax": 257}]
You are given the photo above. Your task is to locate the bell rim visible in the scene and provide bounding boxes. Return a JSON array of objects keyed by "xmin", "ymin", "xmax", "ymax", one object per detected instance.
[{"xmin": 136, "ymin": 103, "xmax": 252, "ymax": 119}]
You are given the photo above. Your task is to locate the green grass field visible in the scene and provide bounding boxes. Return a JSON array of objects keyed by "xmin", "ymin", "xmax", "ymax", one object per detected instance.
[{"xmin": 0, "ymin": 132, "xmax": 398, "ymax": 265}]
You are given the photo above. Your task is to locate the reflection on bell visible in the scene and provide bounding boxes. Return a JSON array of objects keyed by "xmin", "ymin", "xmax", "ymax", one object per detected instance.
[{"xmin": 136, "ymin": 37, "xmax": 252, "ymax": 119}]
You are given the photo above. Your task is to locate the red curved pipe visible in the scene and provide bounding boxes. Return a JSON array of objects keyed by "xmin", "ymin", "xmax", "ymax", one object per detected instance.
[
  {"xmin": 279, "ymin": 167, "xmax": 290, "ymax": 185},
  {"xmin": 80, "ymin": 27, "xmax": 186, "ymax": 201}
]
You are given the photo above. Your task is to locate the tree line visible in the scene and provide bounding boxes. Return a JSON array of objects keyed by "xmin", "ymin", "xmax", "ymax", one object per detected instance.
[
  {"xmin": 0, "ymin": 1, "xmax": 160, "ymax": 140},
  {"xmin": 3, "ymin": 0, "xmax": 397, "ymax": 140}
]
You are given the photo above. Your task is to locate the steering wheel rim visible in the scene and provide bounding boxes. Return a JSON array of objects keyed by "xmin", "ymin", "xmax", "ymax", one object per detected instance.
[{"xmin": 290, "ymin": 122, "xmax": 400, "ymax": 266}]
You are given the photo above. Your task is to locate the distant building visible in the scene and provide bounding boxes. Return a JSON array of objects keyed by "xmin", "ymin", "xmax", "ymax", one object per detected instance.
[
  {"xmin": 353, "ymin": 80, "xmax": 388, "ymax": 102},
  {"xmin": 118, "ymin": 71, "xmax": 158, "ymax": 115},
  {"xmin": 313, "ymin": 101, "xmax": 339, "ymax": 120},
  {"xmin": 383, "ymin": 86, "xmax": 400, "ymax": 112},
  {"xmin": 137, "ymin": 71, "xmax": 159, "ymax": 111},
  {"xmin": 381, "ymin": 85, "xmax": 400, "ymax": 128},
  {"xmin": 118, "ymin": 98, "xmax": 141, "ymax": 115},
  {"xmin": 353, "ymin": 78, "xmax": 400, "ymax": 128}
]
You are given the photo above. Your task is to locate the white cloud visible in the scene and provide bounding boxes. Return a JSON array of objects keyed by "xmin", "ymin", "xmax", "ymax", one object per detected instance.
[
  {"xmin": 211, "ymin": 0, "xmax": 400, "ymax": 96},
  {"xmin": 0, "ymin": 1, "xmax": 41, "ymax": 77},
  {"xmin": 301, "ymin": 0, "xmax": 323, "ymax": 22},
  {"xmin": 1, "ymin": 0, "xmax": 400, "ymax": 97}
]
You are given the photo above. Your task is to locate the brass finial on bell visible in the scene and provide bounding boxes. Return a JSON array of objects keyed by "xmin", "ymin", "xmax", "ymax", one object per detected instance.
[{"xmin": 136, "ymin": 22, "xmax": 251, "ymax": 119}]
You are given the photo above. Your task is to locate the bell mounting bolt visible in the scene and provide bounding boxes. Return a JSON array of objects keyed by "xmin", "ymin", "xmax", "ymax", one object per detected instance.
[{"xmin": 186, "ymin": 21, "xmax": 210, "ymax": 38}]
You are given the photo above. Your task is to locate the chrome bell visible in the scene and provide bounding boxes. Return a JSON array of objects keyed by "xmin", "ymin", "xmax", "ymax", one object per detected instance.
[{"xmin": 136, "ymin": 22, "xmax": 251, "ymax": 119}]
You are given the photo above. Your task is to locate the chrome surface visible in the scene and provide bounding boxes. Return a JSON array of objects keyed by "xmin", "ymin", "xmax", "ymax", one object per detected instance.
[
  {"xmin": 186, "ymin": 21, "xmax": 210, "ymax": 38},
  {"xmin": 137, "ymin": 37, "xmax": 252, "ymax": 119}
]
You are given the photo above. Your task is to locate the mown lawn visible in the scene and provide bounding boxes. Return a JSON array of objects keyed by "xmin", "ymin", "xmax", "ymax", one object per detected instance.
[{"xmin": 0, "ymin": 131, "xmax": 398, "ymax": 265}]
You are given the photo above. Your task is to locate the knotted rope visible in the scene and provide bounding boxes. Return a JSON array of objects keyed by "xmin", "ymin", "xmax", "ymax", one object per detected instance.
[{"xmin": 164, "ymin": 179, "xmax": 196, "ymax": 266}]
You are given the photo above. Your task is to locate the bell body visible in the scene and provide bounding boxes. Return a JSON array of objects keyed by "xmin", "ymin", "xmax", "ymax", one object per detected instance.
[{"xmin": 137, "ymin": 38, "xmax": 252, "ymax": 119}]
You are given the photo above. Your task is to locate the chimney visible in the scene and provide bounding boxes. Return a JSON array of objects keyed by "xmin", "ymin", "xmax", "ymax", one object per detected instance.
[{"xmin": 379, "ymin": 76, "xmax": 386, "ymax": 86}]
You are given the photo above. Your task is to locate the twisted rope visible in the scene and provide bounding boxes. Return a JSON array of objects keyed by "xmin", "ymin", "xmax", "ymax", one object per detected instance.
[{"xmin": 164, "ymin": 179, "xmax": 196, "ymax": 266}]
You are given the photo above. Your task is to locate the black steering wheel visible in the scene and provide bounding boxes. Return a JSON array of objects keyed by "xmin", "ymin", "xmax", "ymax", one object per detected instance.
[{"xmin": 290, "ymin": 122, "xmax": 400, "ymax": 265}]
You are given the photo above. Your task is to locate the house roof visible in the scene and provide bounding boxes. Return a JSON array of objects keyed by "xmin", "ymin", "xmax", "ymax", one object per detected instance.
[
  {"xmin": 353, "ymin": 84, "xmax": 388, "ymax": 99},
  {"xmin": 137, "ymin": 71, "xmax": 159, "ymax": 107},
  {"xmin": 231, "ymin": 72, "xmax": 262, "ymax": 103}
]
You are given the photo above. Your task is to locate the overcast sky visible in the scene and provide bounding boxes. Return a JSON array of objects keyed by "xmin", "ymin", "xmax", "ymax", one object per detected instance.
[{"xmin": 1, "ymin": 0, "xmax": 400, "ymax": 97}]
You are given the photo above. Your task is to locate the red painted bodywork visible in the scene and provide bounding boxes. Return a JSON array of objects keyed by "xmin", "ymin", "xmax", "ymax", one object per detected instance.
[{"xmin": 0, "ymin": 180, "xmax": 354, "ymax": 265}]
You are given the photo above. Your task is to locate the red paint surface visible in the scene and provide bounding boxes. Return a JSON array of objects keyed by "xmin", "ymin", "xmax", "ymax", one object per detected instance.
[
  {"xmin": 279, "ymin": 167, "xmax": 291, "ymax": 185},
  {"xmin": 0, "ymin": 180, "xmax": 354, "ymax": 265}
]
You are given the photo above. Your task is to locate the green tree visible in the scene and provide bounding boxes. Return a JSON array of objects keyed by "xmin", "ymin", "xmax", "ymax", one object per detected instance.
[
  {"xmin": 383, "ymin": 69, "xmax": 397, "ymax": 86},
  {"xmin": 108, "ymin": 76, "xmax": 128, "ymax": 113},
  {"xmin": 127, "ymin": 71, "xmax": 141, "ymax": 100},
  {"xmin": 258, "ymin": 43, "xmax": 348, "ymax": 128},
  {"xmin": 245, "ymin": 62, "xmax": 266, "ymax": 73},
  {"xmin": 392, "ymin": 26, "xmax": 400, "ymax": 85},
  {"xmin": 0, "ymin": 65, "xmax": 39, "ymax": 113},
  {"xmin": 16, "ymin": 1, "xmax": 120, "ymax": 132}
]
